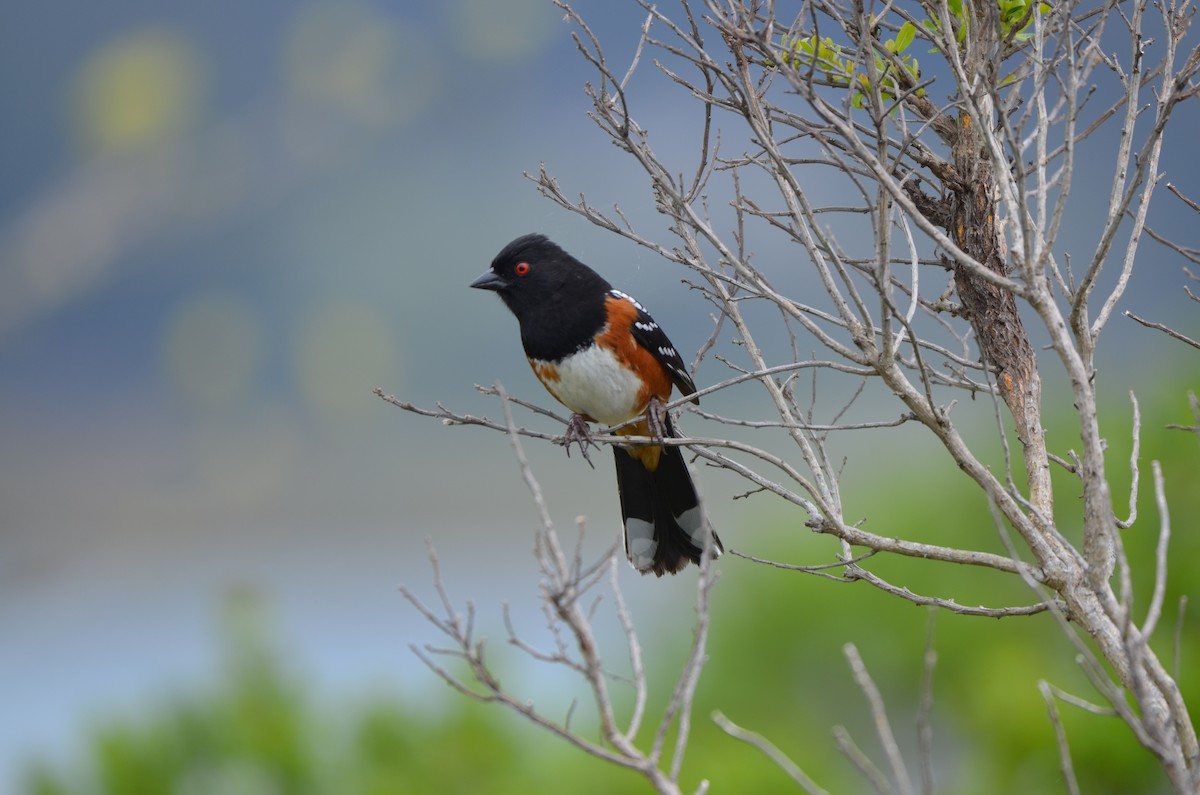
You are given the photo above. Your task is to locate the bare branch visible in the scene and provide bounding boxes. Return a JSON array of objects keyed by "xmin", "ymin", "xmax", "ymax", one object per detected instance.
[
  {"xmin": 1115, "ymin": 392, "xmax": 1142, "ymax": 530},
  {"xmin": 1125, "ymin": 311, "xmax": 1200, "ymax": 351},
  {"xmin": 1039, "ymin": 681, "xmax": 1084, "ymax": 795},
  {"xmin": 844, "ymin": 643, "xmax": 914, "ymax": 795},
  {"xmin": 713, "ymin": 711, "xmax": 832, "ymax": 795},
  {"xmin": 845, "ymin": 566, "xmax": 1055, "ymax": 618},
  {"xmin": 391, "ymin": 0, "xmax": 1200, "ymax": 788},
  {"xmin": 1139, "ymin": 462, "xmax": 1172, "ymax": 643},
  {"xmin": 916, "ymin": 613, "xmax": 937, "ymax": 795}
]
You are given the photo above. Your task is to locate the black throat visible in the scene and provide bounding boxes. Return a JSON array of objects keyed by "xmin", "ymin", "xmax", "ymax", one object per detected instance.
[{"xmin": 510, "ymin": 276, "xmax": 610, "ymax": 362}]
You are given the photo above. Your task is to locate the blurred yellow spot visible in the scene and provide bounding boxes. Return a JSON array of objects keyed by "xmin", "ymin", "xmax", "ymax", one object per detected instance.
[
  {"xmin": 450, "ymin": 0, "xmax": 553, "ymax": 60},
  {"xmin": 163, "ymin": 292, "xmax": 263, "ymax": 410},
  {"xmin": 294, "ymin": 299, "xmax": 396, "ymax": 419},
  {"xmin": 72, "ymin": 27, "xmax": 206, "ymax": 153},
  {"xmin": 284, "ymin": 2, "xmax": 437, "ymax": 127}
]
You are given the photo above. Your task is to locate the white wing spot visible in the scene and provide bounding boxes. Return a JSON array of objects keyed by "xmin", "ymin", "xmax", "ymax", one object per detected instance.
[{"xmin": 611, "ymin": 289, "xmax": 648, "ymax": 313}]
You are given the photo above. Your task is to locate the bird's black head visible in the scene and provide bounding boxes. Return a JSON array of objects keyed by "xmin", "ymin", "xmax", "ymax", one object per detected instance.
[{"xmin": 470, "ymin": 233, "xmax": 610, "ymax": 322}]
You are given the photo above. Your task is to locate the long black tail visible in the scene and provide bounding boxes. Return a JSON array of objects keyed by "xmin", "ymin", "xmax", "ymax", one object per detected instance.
[{"xmin": 614, "ymin": 417, "xmax": 722, "ymax": 576}]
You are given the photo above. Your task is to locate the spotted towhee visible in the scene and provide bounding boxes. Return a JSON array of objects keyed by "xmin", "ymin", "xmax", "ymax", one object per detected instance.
[{"xmin": 471, "ymin": 233, "xmax": 723, "ymax": 576}]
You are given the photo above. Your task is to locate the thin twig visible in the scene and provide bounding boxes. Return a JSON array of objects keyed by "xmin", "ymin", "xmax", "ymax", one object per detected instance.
[
  {"xmin": 916, "ymin": 612, "xmax": 937, "ymax": 795},
  {"xmin": 1125, "ymin": 311, "xmax": 1200, "ymax": 350},
  {"xmin": 1039, "ymin": 681, "xmax": 1083, "ymax": 795},
  {"xmin": 713, "ymin": 711, "xmax": 832, "ymax": 795},
  {"xmin": 844, "ymin": 643, "xmax": 914, "ymax": 795}
]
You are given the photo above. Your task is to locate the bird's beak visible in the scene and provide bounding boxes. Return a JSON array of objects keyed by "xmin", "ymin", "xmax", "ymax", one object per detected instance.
[{"xmin": 470, "ymin": 270, "xmax": 506, "ymax": 291}]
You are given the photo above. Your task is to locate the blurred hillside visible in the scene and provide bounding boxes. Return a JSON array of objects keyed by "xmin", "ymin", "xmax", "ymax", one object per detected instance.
[{"xmin": 21, "ymin": 388, "xmax": 1200, "ymax": 792}]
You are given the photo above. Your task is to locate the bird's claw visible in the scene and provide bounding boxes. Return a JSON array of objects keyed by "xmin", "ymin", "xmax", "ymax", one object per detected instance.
[
  {"xmin": 561, "ymin": 413, "xmax": 597, "ymax": 468},
  {"xmin": 645, "ymin": 398, "xmax": 667, "ymax": 443}
]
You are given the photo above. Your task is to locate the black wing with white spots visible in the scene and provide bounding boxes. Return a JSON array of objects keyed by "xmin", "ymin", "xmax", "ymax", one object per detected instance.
[{"xmin": 610, "ymin": 289, "xmax": 699, "ymax": 403}]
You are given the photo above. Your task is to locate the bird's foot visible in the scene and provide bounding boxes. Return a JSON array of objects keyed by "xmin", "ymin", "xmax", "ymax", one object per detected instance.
[
  {"xmin": 645, "ymin": 398, "xmax": 667, "ymax": 443},
  {"xmin": 561, "ymin": 413, "xmax": 597, "ymax": 468}
]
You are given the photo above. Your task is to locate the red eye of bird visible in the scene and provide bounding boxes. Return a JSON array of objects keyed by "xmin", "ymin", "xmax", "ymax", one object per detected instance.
[{"xmin": 514, "ymin": 261, "xmax": 531, "ymax": 276}]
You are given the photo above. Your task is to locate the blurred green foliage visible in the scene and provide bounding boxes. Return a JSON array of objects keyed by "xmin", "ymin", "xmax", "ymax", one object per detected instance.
[
  {"xmin": 24, "ymin": 387, "xmax": 1197, "ymax": 794},
  {"xmin": 21, "ymin": 590, "xmax": 618, "ymax": 794}
]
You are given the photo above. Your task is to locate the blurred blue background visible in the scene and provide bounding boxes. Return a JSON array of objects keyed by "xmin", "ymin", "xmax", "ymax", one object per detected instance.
[
  {"xmin": 2, "ymin": 1, "xmax": 1197, "ymax": 791},
  {"xmin": 1, "ymin": 1, "xmax": 697, "ymax": 784}
]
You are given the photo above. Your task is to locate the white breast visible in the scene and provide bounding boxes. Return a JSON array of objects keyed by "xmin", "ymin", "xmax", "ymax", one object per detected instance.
[{"xmin": 533, "ymin": 344, "xmax": 644, "ymax": 426}]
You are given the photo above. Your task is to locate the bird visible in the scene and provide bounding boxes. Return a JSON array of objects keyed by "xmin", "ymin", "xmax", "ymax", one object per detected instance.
[{"xmin": 470, "ymin": 233, "xmax": 722, "ymax": 576}]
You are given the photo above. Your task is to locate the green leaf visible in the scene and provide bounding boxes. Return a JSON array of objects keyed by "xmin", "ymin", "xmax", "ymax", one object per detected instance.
[{"xmin": 896, "ymin": 21, "xmax": 916, "ymax": 53}]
